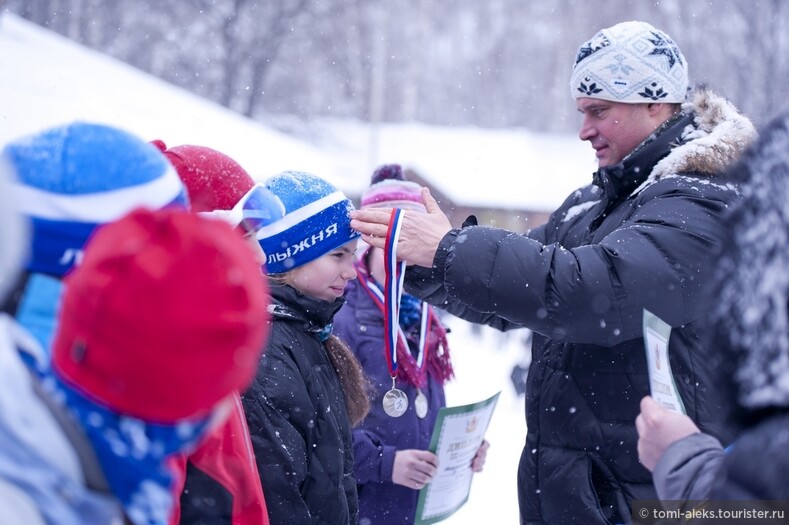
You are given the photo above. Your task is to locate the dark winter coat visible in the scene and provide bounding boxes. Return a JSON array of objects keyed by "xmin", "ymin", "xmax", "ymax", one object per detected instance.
[
  {"xmin": 711, "ymin": 415, "xmax": 789, "ymax": 499},
  {"xmin": 405, "ymin": 88, "xmax": 756, "ymax": 524},
  {"xmin": 333, "ymin": 274, "xmax": 446, "ymax": 525},
  {"xmin": 241, "ymin": 282, "xmax": 358, "ymax": 525},
  {"xmin": 680, "ymin": 112, "xmax": 789, "ymax": 502}
]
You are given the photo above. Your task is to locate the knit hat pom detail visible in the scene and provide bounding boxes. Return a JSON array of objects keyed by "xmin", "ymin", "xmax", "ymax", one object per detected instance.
[
  {"xmin": 371, "ymin": 164, "xmax": 405, "ymax": 185},
  {"xmin": 362, "ymin": 164, "xmax": 425, "ymax": 212}
]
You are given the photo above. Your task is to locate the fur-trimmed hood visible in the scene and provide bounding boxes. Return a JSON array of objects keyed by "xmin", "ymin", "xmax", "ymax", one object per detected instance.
[{"xmin": 651, "ymin": 86, "xmax": 757, "ymax": 179}]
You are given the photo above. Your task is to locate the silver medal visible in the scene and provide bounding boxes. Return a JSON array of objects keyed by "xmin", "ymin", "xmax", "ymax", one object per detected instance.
[
  {"xmin": 383, "ymin": 388, "xmax": 408, "ymax": 417},
  {"xmin": 414, "ymin": 389, "xmax": 428, "ymax": 419}
]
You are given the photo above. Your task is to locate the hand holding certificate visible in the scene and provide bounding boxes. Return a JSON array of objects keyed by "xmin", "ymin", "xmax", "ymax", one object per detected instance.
[{"xmin": 415, "ymin": 392, "xmax": 500, "ymax": 524}]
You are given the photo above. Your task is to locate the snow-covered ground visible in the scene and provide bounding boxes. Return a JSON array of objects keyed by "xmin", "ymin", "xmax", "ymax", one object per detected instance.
[{"xmin": 440, "ymin": 319, "xmax": 530, "ymax": 524}]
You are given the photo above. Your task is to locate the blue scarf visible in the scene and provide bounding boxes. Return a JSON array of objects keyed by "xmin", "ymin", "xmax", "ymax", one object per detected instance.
[
  {"xmin": 398, "ymin": 292, "xmax": 422, "ymax": 329},
  {"xmin": 44, "ymin": 373, "xmax": 211, "ymax": 525}
]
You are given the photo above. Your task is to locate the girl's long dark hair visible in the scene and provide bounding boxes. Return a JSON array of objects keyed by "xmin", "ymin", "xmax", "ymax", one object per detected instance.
[{"xmin": 324, "ymin": 334, "xmax": 371, "ymax": 426}]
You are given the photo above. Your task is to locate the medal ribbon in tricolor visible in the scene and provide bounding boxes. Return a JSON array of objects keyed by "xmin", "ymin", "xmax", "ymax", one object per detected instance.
[
  {"xmin": 357, "ymin": 267, "xmax": 429, "ymax": 378},
  {"xmin": 383, "ymin": 209, "xmax": 407, "ymax": 377}
]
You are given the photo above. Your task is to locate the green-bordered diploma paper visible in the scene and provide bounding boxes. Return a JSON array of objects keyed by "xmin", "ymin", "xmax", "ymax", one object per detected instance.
[
  {"xmin": 643, "ymin": 309, "xmax": 686, "ymax": 414},
  {"xmin": 414, "ymin": 391, "xmax": 500, "ymax": 524}
]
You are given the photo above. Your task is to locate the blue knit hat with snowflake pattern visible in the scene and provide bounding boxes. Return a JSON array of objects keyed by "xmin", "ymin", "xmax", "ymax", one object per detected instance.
[
  {"xmin": 257, "ymin": 171, "xmax": 359, "ymax": 274},
  {"xmin": 570, "ymin": 20, "xmax": 688, "ymax": 104},
  {"xmin": 2, "ymin": 122, "xmax": 188, "ymax": 277}
]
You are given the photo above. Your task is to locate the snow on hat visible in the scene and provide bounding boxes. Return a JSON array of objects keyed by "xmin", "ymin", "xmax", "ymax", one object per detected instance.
[
  {"xmin": 361, "ymin": 164, "xmax": 426, "ymax": 213},
  {"xmin": 570, "ymin": 20, "xmax": 688, "ymax": 104},
  {"xmin": 3, "ymin": 122, "xmax": 188, "ymax": 278},
  {"xmin": 0, "ymin": 158, "xmax": 28, "ymax": 300},
  {"xmin": 51, "ymin": 208, "xmax": 269, "ymax": 422},
  {"xmin": 257, "ymin": 171, "xmax": 359, "ymax": 274},
  {"xmin": 151, "ymin": 140, "xmax": 254, "ymax": 212}
]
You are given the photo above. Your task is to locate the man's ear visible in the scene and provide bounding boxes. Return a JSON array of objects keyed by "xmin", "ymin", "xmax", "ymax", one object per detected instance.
[{"xmin": 646, "ymin": 102, "xmax": 672, "ymax": 119}]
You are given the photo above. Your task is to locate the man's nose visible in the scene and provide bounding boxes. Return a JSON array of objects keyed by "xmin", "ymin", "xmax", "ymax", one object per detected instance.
[{"xmin": 578, "ymin": 117, "xmax": 596, "ymax": 141}]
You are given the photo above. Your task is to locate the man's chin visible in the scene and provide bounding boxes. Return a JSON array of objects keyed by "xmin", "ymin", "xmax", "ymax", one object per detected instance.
[{"xmin": 597, "ymin": 156, "xmax": 615, "ymax": 168}]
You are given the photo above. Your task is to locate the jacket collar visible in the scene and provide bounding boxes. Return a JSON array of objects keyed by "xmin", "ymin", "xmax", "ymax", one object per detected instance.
[
  {"xmin": 267, "ymin": 279, "xmax": 345, "ymax": 338},
  {"xmin": 592, "ymin": 111, "xmax": 693, "ymax": 203}
]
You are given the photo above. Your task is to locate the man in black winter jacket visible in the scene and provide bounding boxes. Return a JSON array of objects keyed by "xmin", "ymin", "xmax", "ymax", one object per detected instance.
[{"xmin": 351, "ymin": 21, "xmax": 756, "ymax": 525}]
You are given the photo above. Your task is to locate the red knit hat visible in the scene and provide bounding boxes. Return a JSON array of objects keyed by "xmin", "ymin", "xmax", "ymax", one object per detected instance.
[
  {"xmin": 151, "ymin": 140, "xmax": 254, "ymax": 212},
  {"xmin": 51, "ymin": 208, "xmax": 269, "ymax": 422}
]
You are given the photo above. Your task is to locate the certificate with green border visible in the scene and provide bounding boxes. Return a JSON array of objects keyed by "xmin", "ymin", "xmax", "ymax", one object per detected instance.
[
  {"xmin": 414, "ymin": 391, "xmax": 500, "ymax": 524},
  {"xmin": 643, "ymin": 309, "xmax": 686, "ymax": 414}
]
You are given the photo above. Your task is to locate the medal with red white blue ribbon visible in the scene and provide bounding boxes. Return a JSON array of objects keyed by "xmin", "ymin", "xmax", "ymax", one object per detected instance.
[
  {"xmin": 357, "ymin": 266, "xmax": 430, "ymax": 418},
  {"xmin": 381, "ymin": 209, "xmax": 409, "ymax": 418}
]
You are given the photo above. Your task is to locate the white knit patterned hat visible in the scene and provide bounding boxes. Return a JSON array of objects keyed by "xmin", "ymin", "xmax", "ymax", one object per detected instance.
[{"xmin": 570, "ymin": 20, "xmax": 688, "ymax": 104}]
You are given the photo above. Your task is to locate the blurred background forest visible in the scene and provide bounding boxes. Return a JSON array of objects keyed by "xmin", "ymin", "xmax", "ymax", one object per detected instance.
[{"xmin": 6, "ymin": 0, "xmax": 789, "ymax": 135}]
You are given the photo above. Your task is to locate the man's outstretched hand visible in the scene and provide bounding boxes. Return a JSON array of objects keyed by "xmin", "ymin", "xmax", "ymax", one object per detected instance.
[{"xmin": 350, "ymin": 187, "xmax": 452, "ymax": 268}]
